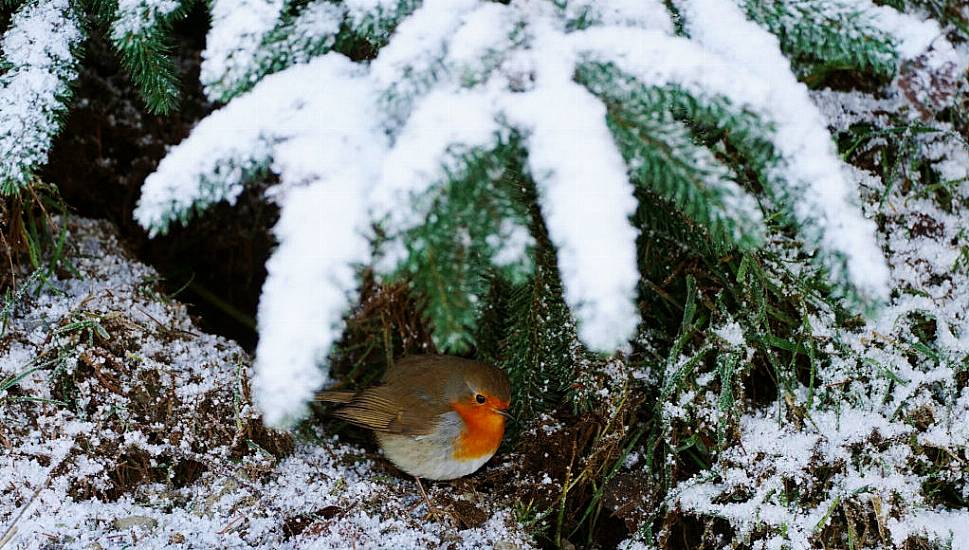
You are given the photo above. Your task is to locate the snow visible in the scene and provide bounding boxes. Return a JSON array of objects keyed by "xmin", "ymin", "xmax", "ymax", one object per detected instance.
[
  {"xmin": 501, "ymin": 19, "xmax": 639, "ymax": 352},
  {"xmin": 373, "ymin": 87, "xmax": 505, "ymax": 234},
  {"xmin": 890, "ymin": 510, "xmax": 969, "ymax": 548},
  {"xmin": 111, "ymin": 0, "xmax": 182, "ymax": 37},
  {"xmin": 563, "ymin": 0, "xmax": 674, "ymax": 33},
  {"xmin": 490, "ymin": 218, "xmax": 534, "ymax": 269},
  {"xmin": 370, "ymin": 0, "xmax": 480, "ymax": 131},
  {"xmin": 713, "ymin": 319, "xmax": 744, "ymax": 348},
  {"xmin": 254, "ymin": 179, "xmax": 371, "ymax": 427},
  {"xmin": 144, "ymin": 54, "xmax": 384, "ymax": 427},
  {"xmin": 867, "ymin": 3, "xmax": 945, "ymax": 59},
  {"xmin": 444, "ymin": 3, "xmax": 518, "ymax": 85},
  {"xmin": 0, "ymin": 0, "xmax": 82, "ymax": 192},
  {"xmin": 135, "ymin": 55, "xmax": 370, "ymax": 232},
  {"xmin": 200, "ymin": 0, "xmax": 286, "ymax": 101}
]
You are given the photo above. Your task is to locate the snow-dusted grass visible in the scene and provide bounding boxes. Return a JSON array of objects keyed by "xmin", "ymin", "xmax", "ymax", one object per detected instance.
[{"xmin": 629, "ymin": 73, "xmax": 969, "ymax": 549}]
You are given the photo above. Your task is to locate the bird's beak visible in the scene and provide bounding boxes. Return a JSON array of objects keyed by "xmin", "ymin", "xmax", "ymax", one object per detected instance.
[{"xmin": 493, "ymin": 408, "xmax": 515, "ymax": 422}]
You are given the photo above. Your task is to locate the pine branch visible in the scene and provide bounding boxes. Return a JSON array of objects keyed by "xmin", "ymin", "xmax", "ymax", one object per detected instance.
[
  {"xmin": 743, "ymin": 0, "xmax": 900, "ymax": 84},
  {"xmin": 371, "ymin": 0, "xmax": 484, "ymax": 134},
  {"xmin": 204, "ymin": 0, "xmax": 345, "ymax": 103},
  {"xmin": 577, "ymin": 63, "xmax": 766, "ymax": 250},
  {"xmin": 108, "ymin": 0, "xmax": 193, "ymax": 114},
  {"xmin": 202, "ymin": 0, "xmax": 421, "ymax": 104},
  {"xmin": 495, "ymin": 222, "xmax": 585, "ymax": 420},
  {"xmin": 389, "ymin": 145, "xmax": 533, "ymax": 353},
  {"xmin": 342, "ymin": 0, "xmax": 421, "ymax": 47},
  {"xmin": 0, "ymin": 0, "xmax": 83, "ymax": 195}
]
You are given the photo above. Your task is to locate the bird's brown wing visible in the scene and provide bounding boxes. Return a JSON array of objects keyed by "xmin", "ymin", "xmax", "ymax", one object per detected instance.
[
  {"xmin": 331, "ymin": 385, "xmax": 447, "ymax": 436},
  {"xmin": 315, "ymin": 390, "xmax": 356, "ymax": 403}
]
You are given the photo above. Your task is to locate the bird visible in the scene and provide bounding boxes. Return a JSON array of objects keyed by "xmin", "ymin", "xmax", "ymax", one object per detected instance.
[{"xmin": 317, "ymin": 354, "xmax": 512, "ymax": 507}]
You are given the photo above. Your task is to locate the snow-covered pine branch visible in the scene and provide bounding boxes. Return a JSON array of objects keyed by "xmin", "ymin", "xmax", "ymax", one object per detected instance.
[
  {"xmin": 676, "ymin": 0, "xmax": 892, "ymax": 306},
  {"xmin": 0, "ymin": 0, "xmax": 83, "ymax": 195},
  {"xmin": 142, "ymin": 54, "xmax": 381, "ymax": 426},
  {"xmin": 577, "ymin": 63, "xmax": 767, "ymax": 249},
  {"xmin": 133, "ymin": 0, "xmax": 949, "ymax": 427},
  {"xmin": 743, "ymin": 0, "xmax": 901, "ymax": 81},
  {"xmin": 201, "ymin": 0, "xmax": 422, "ymax": 104}
]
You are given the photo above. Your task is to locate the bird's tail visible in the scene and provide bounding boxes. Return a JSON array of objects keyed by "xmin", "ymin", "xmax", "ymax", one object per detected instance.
[{"xmin": 314, "ymin": 390, "xmax": 356, "ymax": 403}]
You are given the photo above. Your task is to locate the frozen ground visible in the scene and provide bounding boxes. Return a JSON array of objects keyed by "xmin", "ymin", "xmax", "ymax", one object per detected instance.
[{"xmin": 0, "ymin": 218, "xmax": 531, "ymax": 549}]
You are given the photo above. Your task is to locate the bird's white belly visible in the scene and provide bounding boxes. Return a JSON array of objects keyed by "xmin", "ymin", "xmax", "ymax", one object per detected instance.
[{"xmin": 376, "ymin": 412, "xmax": 496, "ymax": 480}]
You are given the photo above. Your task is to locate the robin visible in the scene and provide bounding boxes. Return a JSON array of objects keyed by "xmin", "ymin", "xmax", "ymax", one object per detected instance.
[{"xmin": 317, "ymin": 354, "xmax": 512, "ymax": 505}]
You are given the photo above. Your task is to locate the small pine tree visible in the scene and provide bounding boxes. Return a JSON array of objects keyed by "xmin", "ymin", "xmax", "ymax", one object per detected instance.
[{"xmin": 126, "ymin": 0, "xmax": 958, "ymax": 428}]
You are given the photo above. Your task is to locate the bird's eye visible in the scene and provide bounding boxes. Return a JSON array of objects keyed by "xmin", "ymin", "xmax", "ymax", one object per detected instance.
[{"xmin": 475, "ymin": 394, "xmax": 487, "ymax": 404}]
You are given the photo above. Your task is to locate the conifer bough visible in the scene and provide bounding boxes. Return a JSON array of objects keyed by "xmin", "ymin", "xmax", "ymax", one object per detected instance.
[
  {"xmin": 0, "ymin": 0, "xmax": 195, "ymax": 195},
  {"xmin": 124, "ymin": 0, "xmax": 949, "ymax": 427}
]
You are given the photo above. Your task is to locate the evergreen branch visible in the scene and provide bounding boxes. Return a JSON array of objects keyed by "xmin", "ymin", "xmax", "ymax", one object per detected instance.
[
  {"xmin": 109, "ymin": 0, "xmax": 194, "ymax": 114},
  {"xmin": 500, "ymin": 256, "xmax": 582, "ymax": 419},
  {"xmin": 675, "ymin": 0, "xmax": 890, "ymax": 309},
  {"xmin": 136, "ymin": 153, "xmax": 272, "ymax": 236},
  {"xmin": 200, "ymin": 0, "xmax": 287, "ymax": 103},
  {"xmin": 371, "ymin": 0, "xmax": 481, "ymax": 134},
  {"xmin": 388, "ymin": 145, "xmax": 533, "ymax": 353},
  {"xmin": 202, "ymin": 0, "xmax": 421, "ymax": 104},
  {"xmin": 493, "ymin": 183, "xmax": 585, "ymax": 419},
  {"xmin": 556, "ymin": 0, "xmax": 674, "ymax": 32},
  {"xmin": 204, "ymin": 0, "xmax": 345, "ymax": 103},
  {"xmin": 576, "ymin": 63, "xmax": 766, "ymax": 250},
  {"xmin": 743, "ymin": 0, "xmax": 900, "ymax": 83},
  {"xmin": 343, "ymin": 0, "xmax": 422, "ymax": 47},
  {"xmin": 0, "ymin": 0, "xmax": 83, "ymax": 195}
]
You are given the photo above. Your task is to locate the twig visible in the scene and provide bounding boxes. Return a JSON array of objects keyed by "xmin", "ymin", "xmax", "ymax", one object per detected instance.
[
  {"xmin": 0, "ymin": 485, "xmax": 42, "ymax": 549},
  {"xmin": 0, "ymin": 437, "xmax": 74, "ymax": 549}
]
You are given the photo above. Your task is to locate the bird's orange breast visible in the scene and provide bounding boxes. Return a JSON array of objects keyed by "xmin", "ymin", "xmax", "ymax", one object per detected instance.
[{"xmin": 450, "ymin": 401, "xmax": 506, "ymax": 460}]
